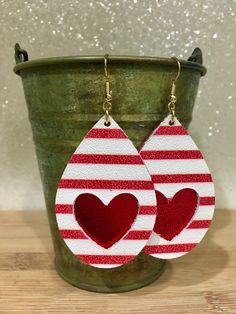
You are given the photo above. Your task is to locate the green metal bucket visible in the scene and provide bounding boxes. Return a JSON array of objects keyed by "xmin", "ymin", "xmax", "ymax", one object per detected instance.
[{"xmin": 13, "ymin": 44, "xmax": 206, "ymax": 293}]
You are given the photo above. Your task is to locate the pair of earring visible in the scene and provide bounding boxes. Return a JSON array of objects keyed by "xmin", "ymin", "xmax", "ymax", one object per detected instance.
[{"xmin": 55, "ymin": 55, "xmax": 215, "ymax": 269}]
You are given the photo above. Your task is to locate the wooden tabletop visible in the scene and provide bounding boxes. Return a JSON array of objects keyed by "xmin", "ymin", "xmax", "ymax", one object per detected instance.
[{"xmin": 0, "ymin": 209, "xmax": 235, "ymax": 314}]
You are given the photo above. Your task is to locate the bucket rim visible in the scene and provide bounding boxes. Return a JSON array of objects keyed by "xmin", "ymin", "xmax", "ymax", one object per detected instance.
[{"xmin": 13, "ymin": 54, "xmax": 207, "ymax": 76}]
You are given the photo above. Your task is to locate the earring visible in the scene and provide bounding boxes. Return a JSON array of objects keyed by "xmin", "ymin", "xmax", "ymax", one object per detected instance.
[
  {"xmin": 140, "ymin": 57, "xmax": 215, "ymax": 259},
  {"xmin": 55, "ymin": 54, "xmax": 157, "ymax": 268}
]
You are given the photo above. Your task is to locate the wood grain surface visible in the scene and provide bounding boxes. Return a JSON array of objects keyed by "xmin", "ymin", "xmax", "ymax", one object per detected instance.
[{"xmin": 0, "ymin": 209, "xmax": 235, "ymax": 314}]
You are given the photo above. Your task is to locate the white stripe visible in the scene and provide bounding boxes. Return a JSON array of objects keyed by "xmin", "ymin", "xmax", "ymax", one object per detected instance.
[
  {"xmin": 56, "ymin": 189, "xmax": 156, "ymax": 206},
  {"xmin": 161, "ymin": 116, "xmax": 182, "ymax": 126},
  {"xmin": 142, "ymin": 135, "xmax": 198, "ymax": 151},
  {"xmin": 154, "ymin": 182, "xmax": 215, "ymax": 198},
  {"xmin": 64, "ymin": 239, "xmax": 147, "ymax": 255},
  {"xmin": 147, "ymin": 228, "xmax": 208, "ymax": 246},
  {"xmin": 75, "ymin": 138, "xmax": 138, "ymax": 155},
  {"xmin": 150, "ymin": 252, "xmax": 185, "ymax": 259},
  {"xmin": 91, "ymin": 264, "xmax": 122, "ymax": 268},
  {"xmin": 91, "ymin": 116, "xmax": 120, "ymax": 129},
  {"xmin": 56, "ymin": 213, "xmax": 155, "ymax": 231},
  {"xmin": 56, "ymin": 214, "xmax": 79, "ymax": 230},
  {"xmin": 144, "ymin": 159, "xmax": 210, "ymax": 174},
  {"xmin": 132, "ymin": 214, "xmax": 156, "ymax": 231},
  {"xmin": 62, "ymin": 164, "xmax": 150, "ymax": 180},
  {"xmin": 193, "ymin": 205, "xmax": 214, "ymax": 220}
]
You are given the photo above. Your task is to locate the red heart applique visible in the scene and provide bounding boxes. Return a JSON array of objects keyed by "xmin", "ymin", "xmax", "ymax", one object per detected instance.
[
  {"xmin": 154, "ymin": 188, "xmax": 198, "ymax": 241},
  {"xmin": 74, "ymin": 193, "xmax": 139, "ymax": 249}
]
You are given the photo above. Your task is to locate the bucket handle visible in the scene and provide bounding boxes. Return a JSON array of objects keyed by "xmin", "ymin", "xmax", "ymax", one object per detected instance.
[
  {"xmin": 14, "ymin": 43, "xmax": 28, "ymax": 64},
  {"xmin": 188, "ymin": 47, "xmax": 203, "ymax": 64},
  {"xmin": 14, "ymin": 43, "xmax": 202, "ymax": 65}
]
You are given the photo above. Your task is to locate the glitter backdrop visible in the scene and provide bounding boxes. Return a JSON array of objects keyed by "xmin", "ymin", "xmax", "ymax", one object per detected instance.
[{"xmin": 0, "ymin": 0, "xmax": 235, "ymax": 210}]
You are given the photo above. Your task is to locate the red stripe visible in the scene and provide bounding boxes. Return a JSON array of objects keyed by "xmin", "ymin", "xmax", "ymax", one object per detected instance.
[
  {"xmin": 60, "ymin": 230, "xmax": 87, "ymax": 239},
  {"xmin": 140, "ymin": 150, "xmax": 203, "ymax": 160},
  {"xmin": 145, "ymin": 243, "xmax": 196, "ymax": 254},
  {"xmin": 77, "ymin": 255, "xmax": 134, "ymax": 264},
  {"xmin": 152, "ymin": 173, "xmax": 212, "ymax": 183},
  {"xmin": 55, "ymin": 204, "xmax": 73, "ymax": 214},
  {"xmin": 86, "ymin": 128, "xmax": 127, "ymax": 139},
  {"xmin": 69, "ymin": 154, "xmax": 143, "ymax": 164},
  {"xmin": 154, "ymin": 126, "xmax": 188, "ymax": 135},
  {"xmin": 188, "ymin": 220, "xmax": 211, "ymax": 229},
  {"xmin": 166, "ymin": 196, "xmax": 215, "ymax": 205},
  {"xmin": 199, "ymin": 197, "xmax": 215, "ymax": 206},
  {"xmin": 60, "ymin": 230, "xmax": 151, "ymax": 240},
  {"xmin": 55, "ymin": 204, "xmax": 156, "ymax": 215},
  {"xmin": 124, "ymin": 230, "xmax": 152, "ymax": 240},
  {"xmin": 58, "ymin": 179, "xmax": 153, "ymax": 190},
  {"xmin": 139, "ymin": 205, "xmax": 157, "ymax": 215}
]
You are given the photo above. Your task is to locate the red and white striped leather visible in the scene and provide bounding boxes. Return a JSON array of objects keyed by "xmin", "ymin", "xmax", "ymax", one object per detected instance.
[
  {"xmin": 55, "ymin": 116, "xmax": 157, "ymax": 268},
  {"xmin": 141, "ymin": 116, "xmax": 215, "ymax": 259}
]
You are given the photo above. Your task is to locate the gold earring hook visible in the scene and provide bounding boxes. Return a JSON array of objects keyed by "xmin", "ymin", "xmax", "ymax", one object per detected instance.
[
  {"xmin": 171, "ymin": 57, "xmax": 181, "ymax": 84},
  {"xmin": 103, "ymin": 54, "xmax": 112, "ymax": 126},
  {"xmin": 168, "ymin": 57, "xmax": 181, "ymax": 125},
  {"xmin": 104, "ymin": 53, "xmax": 109, "ymax": 79}
]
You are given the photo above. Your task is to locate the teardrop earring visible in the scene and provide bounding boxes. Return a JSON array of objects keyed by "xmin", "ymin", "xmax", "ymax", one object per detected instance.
[
  {"xmin": 55, "ymin": 54, "xmax": 157, "ymax": 268},
  {"xmin": 140, "ymin": 57, "xmax": 215, "ymax": 259}
]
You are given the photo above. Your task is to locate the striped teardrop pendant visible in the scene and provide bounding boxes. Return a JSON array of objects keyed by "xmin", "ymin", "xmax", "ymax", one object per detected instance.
[
  {"xmin": 140, "ymin": 116, "xmax": 215, "ymax": 259},
  {"xmin": 55, "ymin": 116, "xmax": 157, "ymax": 268}
]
